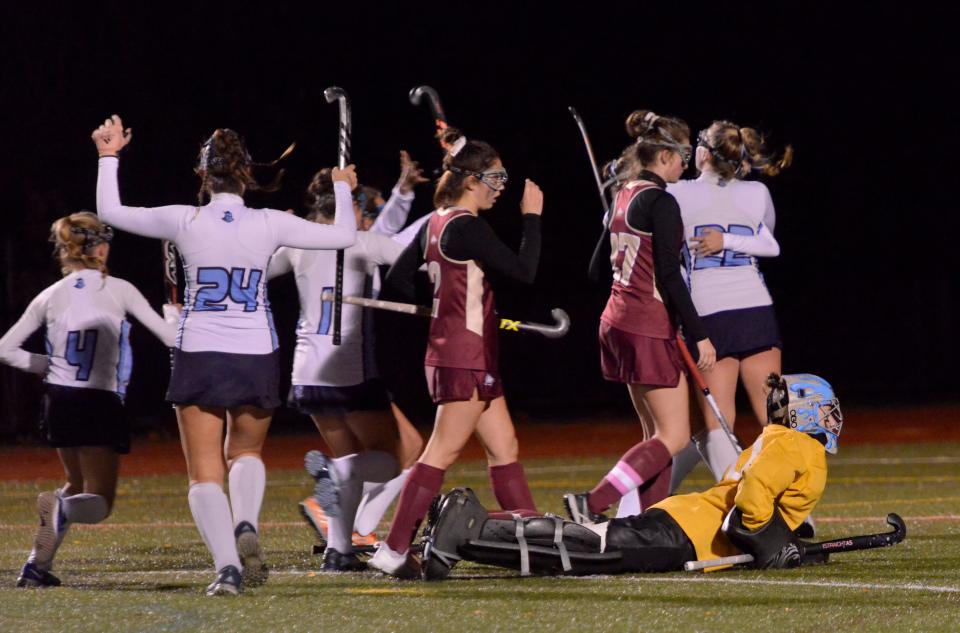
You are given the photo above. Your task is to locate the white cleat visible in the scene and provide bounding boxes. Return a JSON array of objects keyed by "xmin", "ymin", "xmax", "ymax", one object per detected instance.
[{"xmin": 369, "ymin": 542, "xmax": 421, "ymax": 580}]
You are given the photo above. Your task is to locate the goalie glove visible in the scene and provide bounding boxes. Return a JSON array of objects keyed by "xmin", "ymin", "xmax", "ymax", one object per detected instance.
[{"xmin": 722, "ymin": 507, "xmax": 802, "ymax": 569}]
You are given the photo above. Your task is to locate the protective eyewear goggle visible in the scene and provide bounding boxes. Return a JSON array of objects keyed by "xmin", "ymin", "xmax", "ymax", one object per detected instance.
[{"xmin": 475, "ymin": 168, "xmax": 509, "ymax": 191}]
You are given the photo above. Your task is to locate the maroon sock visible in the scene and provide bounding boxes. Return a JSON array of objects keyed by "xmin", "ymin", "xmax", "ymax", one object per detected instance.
[
  {"xmin": 384, "ymin": 462, "xmax": 445, "ymax": 554},
  {"xmin": 587, "ymin": 438, "xmax": 672, "ymax": 515},
  {"xmin": 638, "ymin": 459, "xmax": 672, "ymax": 511},
  {"xmin": 489, "ymin": 462, "xmax": 538, "ymax": 512}
]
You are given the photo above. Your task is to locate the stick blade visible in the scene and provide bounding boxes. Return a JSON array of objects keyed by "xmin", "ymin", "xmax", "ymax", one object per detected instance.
[{"xmin": 886, "ymin": 513, "xmax": 907, "ymax": 542}]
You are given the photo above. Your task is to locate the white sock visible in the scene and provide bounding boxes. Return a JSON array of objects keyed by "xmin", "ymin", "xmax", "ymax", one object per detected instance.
[
  {"xmin": 61, "ymin": 494, "xmax": 110, "ymax": 524},
  {"xmin": 328, "ymin": 471, "xmax": 363, "ymax": 554},
  {"xmin": 704, "ymin": 429, "xmax": 740, "ymax": 481},
  {"xmin": 228, "ymin": 456, "xmax": 266, "ymax": 532},
  {"xmin": 354, "ymin": 466, "xmax": 411, "ymax": 536},
  {"xmin": 333, "ymin": 451, "xmax": 398, "ymax": 484},
  {"xmin": 188, "ymin": 482, "xmax": 242, "ymax": 572},
  {"xmin": 614, "ymin": 489, "xmax": 640, "ymax": 518},
  {"xmin": 668, "ymin": 441, "xmax": 703, "ymax": 494}
]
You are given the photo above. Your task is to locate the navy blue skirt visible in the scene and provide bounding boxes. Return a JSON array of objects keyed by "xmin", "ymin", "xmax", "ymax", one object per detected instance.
[
  {"xmin": 287, "ymin": 380, "xmax": 390, "ymax": 416},
  {"xmin": 42, "ymin": 384, "xmax": 130, "ymax": 454},
  {"xmin": 167, "ymin": 349, "xmax": 281, "ymax": 410},
  {"xmin": 695, "ymin": 305, "xmax": 782, "ymax": 361}
]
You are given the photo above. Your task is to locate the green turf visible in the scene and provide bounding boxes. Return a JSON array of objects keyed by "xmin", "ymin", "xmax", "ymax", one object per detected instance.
[{"xmin": 1, "ymin": 444, "xmax": 959, "ymax": 633}]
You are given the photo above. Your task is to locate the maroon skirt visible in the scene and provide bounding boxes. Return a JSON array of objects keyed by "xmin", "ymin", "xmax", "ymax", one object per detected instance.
[
  {"xmin": 425, "ymin": 366, "xmax": 504, "ymax": 404},
  {"xmin": 599, "ymin": 322, "xmax": 685, "ymax": 388}
]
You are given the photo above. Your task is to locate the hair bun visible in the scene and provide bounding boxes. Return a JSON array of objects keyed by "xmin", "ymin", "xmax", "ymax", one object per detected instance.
[{"xmin": 625, "ymin": 110, "xmax": 658, "ymax": 139}]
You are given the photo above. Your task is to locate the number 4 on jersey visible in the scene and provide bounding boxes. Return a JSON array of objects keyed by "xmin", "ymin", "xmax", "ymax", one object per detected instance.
[{"xmin": 65, "ymin": 329, "xmax": 98, "ymax": 381}]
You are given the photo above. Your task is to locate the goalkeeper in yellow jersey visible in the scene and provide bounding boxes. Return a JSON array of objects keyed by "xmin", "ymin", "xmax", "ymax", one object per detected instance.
[{"xmin": 420, "ymin": 373, "xmax": 843, "ymax": 579}]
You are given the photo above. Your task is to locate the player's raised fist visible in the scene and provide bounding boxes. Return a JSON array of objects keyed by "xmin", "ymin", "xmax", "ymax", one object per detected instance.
[
  {"xmin": 520, "ymin": 179, "xmax": 543, "ymax": 216},
  {"xmin": 332, "ymin": 164, "xmax": 358, "ymax": 190},
  {"xmin": 91, "ymin": 114, "xmax": 133, "ymax": 157}
]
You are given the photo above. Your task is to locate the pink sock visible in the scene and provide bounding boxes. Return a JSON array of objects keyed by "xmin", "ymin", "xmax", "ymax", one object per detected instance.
[
  {"xmin": 587, "ymin": 438, "xmax": 671, "ymax": 514},
  {"xmin": 384, "ymin": 463, "xmax": 445, "ymax": 554},
  {"xmin": 489, "ymin": 462, "xmax": 538, "ymax": 512}
]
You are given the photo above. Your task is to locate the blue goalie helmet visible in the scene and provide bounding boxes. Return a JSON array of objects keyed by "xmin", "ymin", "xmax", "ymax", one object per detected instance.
[{"xmin": 766, "ymin": 373, "xmax": 843, "ymax": 454}]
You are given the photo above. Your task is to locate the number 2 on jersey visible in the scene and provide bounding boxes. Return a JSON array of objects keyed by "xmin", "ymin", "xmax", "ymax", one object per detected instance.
[
  {"xmin": 692, "ymin": 224, "xmax": 755, "ymax": 269},
  {"xmin": 609, "ymin": 232, "xmax": 642, "ymax": 286},
  {"xmin": 65, "ymin": 329, "xmax": 98, "ymax": 381}
]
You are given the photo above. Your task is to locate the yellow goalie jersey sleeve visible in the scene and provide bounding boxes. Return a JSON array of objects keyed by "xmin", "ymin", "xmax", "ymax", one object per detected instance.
[{"xmin": 652, "ymin": 424, "xmax": 828, "ymax": 561}]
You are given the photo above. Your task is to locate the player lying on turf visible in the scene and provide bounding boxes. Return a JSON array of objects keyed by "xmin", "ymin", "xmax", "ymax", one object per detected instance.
[{"xmin": 419, "ymin": 373, "xmax": 842, "ymax": 579}]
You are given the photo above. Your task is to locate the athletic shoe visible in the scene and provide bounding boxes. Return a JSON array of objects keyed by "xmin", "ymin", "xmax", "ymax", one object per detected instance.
[
  {"xmin": 304, "ymin": 450, "xmax": 339, "ymax": 518},
  {"xmin": 563, "ymin": 492, "xmax": 608, "ymax": 525},
  {"xmin": 369, "ymin": 542, "xmax": 422, "ymax": 580},
  {"xmin": 352, "ymin": 532, "xmax": 380, "ymax": 550},
  {"xmin": 205, "ymin": 565, "xmax": 243, "ymax": 596},
  {"xmin": 31, "ymin": 491, "xmax": 65, "ymax": 568},
  {"xmin": 321, "ymin": 548, "xmax": 368, "ymax": 572},
  {"xmin": 235, "ymin": 521, "xmax": 268, "ymax": 587},
  {"xmin": 299, "ymin": 496, "xmax": 329, "ymax": 543},
  {"xmin": 795, "ymin": 515, "xmax": 816, "ymax": 539},
  {"xmin": 16, "ymin": 562, "xmax": 61, "ymax": 588}
]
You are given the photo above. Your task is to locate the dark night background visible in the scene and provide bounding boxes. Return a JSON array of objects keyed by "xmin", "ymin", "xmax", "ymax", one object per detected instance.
[{"xmin": 1, "ymin": 3, "xmax": 956, "ymax": 441}]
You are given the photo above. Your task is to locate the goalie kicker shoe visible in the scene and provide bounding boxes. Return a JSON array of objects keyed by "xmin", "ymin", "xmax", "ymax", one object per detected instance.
[
  {"xmin": 305, "ymin": 450, "xmax": 339, "ymax": 518},
  {"xmin": 235, "ymin": 521, "xmax": 268, "ymax": 587},
  {"xmin": 205, "ymin": 565, "xmax": 243, "ymax": 596},
  {"xmin": 421, "ymin": 488, "xmax": 488, "ymax": 581},
  {"xmin": 16, "ymin": 562, "xmax": 61, "ymax": 588},
  {"xmin": 563, "ymin": 492, "xmax": 608, "ymax": 525}
]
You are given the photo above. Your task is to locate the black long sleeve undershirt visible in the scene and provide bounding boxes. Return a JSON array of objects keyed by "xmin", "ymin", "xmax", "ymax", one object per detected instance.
[
  {"xmin": 383, "ymin": 214, "xmax": 542, "ymax": 303},
  {"xmin": 588, "ymin": 185, "xmax": 707, "ymax": 343}
]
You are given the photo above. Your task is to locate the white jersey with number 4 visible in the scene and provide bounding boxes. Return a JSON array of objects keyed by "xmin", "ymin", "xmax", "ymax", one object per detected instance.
[
  {"xmin": 668, "ymin": 174, "xmax": 781, "ymax": 316},
  {"xmin": 96, "ymin": 156, "xmax": 356, "ymax": 354},
  {"xmin": 0, "ymin": 269, "xmax": 177, "ymax": 395}
]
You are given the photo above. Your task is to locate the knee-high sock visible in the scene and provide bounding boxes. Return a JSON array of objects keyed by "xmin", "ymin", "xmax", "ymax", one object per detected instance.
[
  {"xmin": 703, "ymin": 429, "xmax": 740, "ymax": 481},
  {"xmin": 325, "ymin": 453, "xmax": 396, "ymax": 553},
  {"xmin": 61, "ymin": 493, "xmax": 110, "ymax": 524},
  {"xmin": 28, "ymin": 489, "xmax": 70, "ymax": 571},
  {"xmin": 228, "ymin": 455, "xmax": 266, "ymax": 532},
  {"xmin": 668, "ymin": 440, "xmax": 703, "ymax": 494},
  {"xmin": 489, "ymin": 462, "xmax": 537, "ymax": 512},
  {"xmin": 335, "ymin": 450, "xmax": 398, "ymax": 484},
  {"xmin": 354, "ymin": 467, "xmax": 412, "ymax": 536},
  {"xmin": 384, "ymin": 463, "xmax": 445, "ymax": 555},
  {"xmin": 189, "ymin": 482, "xmax": 242, "ymax": 572},
  {"xmin": 327, "ymin": 473, "xmax": 363, "ymax": 554},
  {"xmin": 587, "ymin": 438, "xmax": 671, "ymax": 515},
  {"xmin": 638, "ymin": 459, "xmax": 672, "ymax": 510}
]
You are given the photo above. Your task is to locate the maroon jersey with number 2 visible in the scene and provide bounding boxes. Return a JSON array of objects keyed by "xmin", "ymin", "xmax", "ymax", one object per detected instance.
[
  {"xmin": 424, "ymin": 208, "xmax": 498, "ymax": 371},
  {"xmin": 601, "ymin": 180, "xmax": 675, "ymax": 339}
]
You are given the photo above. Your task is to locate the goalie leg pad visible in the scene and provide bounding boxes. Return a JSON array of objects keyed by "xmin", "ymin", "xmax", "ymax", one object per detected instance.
[
  {"xmin": 605, "ymin": 509, "xmax": 697, "ymax": 572},
  {"xmin": 421, "ymin": 488, "xmax": 488, "ymax": 581}
]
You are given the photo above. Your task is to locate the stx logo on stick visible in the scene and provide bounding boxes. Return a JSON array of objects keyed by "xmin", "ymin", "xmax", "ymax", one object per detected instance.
[{"xmin": 499, "ymin": 319, "xmax": 521, "ymax": 332}]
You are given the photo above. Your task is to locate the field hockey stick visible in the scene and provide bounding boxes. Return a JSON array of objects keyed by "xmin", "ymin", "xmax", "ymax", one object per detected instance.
[
  {"xmin": 161, "ymin": 240, "xmax": 179, "ymax": 303},
  {"xmin": 675, "ymin": 333, "xmax": 741, "ymax": 454},
  {"xmin": 684, "ymin": 513, "xmax": 907, "ymax": 571},
  {"xmin": 320, "ymin": 292, "xmax": 570, "ymax": 339},
  {"xmin": 568, "ymin": 107, "xmax": 612, "ymax": 222},
  {"xmin": 324, "ymin": 86, "xmax": 352, "ymax": 346},
  {"xmin": 409, "ymin": 85, "xmax": 449, "ymax": 139}
]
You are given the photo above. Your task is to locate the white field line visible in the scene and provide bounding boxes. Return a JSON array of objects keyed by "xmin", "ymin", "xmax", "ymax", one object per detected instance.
[
  {"xmin": 2, "ymin": 514, "xmax": 959, "ymax": 531},
  {"xmin": 54, "ymin": 569, "xmax": 960, "ymax": 595}
]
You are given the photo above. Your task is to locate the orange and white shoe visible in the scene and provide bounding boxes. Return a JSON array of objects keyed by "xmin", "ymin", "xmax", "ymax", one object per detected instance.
[
  {"xmin": 299, "ymin": 496, "xmax": 329, "ymax": 542},
  {"xmin": 352, "ymin": 531, "xmax": 380, "ymax": 550}
]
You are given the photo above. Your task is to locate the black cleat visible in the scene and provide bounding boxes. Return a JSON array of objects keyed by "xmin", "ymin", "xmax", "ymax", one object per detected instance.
[
  {"xmin": 563, "ymin": 492, "xmax": 608, "ymax": 525},
  {"xmin": 235, "ymin": 521, "xmax": 268, "ymax": 587},
  {"xmin": 16, "ymin": 562, "xmax": 61, "ymax": 588},
  {"xmin": 321, "ymin": 548, "xmax": 368, "ymax": 572},
  {"xmin": 205, "ymin": 565, "xmax": 243, "ymax": 596}
]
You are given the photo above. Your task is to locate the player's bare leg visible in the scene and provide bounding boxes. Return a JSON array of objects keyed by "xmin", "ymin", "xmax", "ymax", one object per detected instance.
[
  {"xmin": 739, "ymin": 347, "xmax": 781, "ymax": 425},
  {"xmin": 475, "ymin": 396, "xmax": 536, "ymax": 511},
  {"xmin": 177, "ymin": 405, "xmax": 243, "ymax": 591}
]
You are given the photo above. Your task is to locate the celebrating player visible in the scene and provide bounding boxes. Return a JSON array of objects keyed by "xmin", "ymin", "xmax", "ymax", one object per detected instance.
[
  {"xmin": 666, "ymin": 121, "xmax": 793, "ymax": 490},
  {"xmin": 567, "ymin": 110, "xmax": 717, "ymax": 524},
  {"xmin": 269, "ymin": 151, "xmax": 429, "ymax": 572},
  {"xmin": 0, "ymin": 212, "xmax": 179, "ymax": 587},
  {"xmin": 91, "ymin": 115, "xmax": 357, "ymax": 595},
  {"xmin": 421, "ymin": 373, "xmax": 842, "ymax": 578},
  {"xmin": 368, "ymin": 127, "xmax": 544, "ymax": 578}
]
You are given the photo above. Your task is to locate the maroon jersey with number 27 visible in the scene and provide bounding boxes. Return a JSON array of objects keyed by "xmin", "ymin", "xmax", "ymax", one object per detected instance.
[
  {"xmin": 424, "ymin": 208, "xmax": 498, "ymax": 371},
  {"xmin": 601, "ymin": 180, "xmax": 675, "ymax": 339}
]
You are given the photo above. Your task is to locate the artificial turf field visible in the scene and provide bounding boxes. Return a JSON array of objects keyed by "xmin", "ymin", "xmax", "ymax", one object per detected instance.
[{"xmin": 0, "ymin": 425, "xmax": 958, "ymax": 632}]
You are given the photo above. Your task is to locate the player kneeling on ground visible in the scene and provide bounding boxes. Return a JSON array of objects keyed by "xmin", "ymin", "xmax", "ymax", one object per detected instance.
[{"xmin": 420, "ymin": 373, "xmax": 852, "ymax": 578}]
